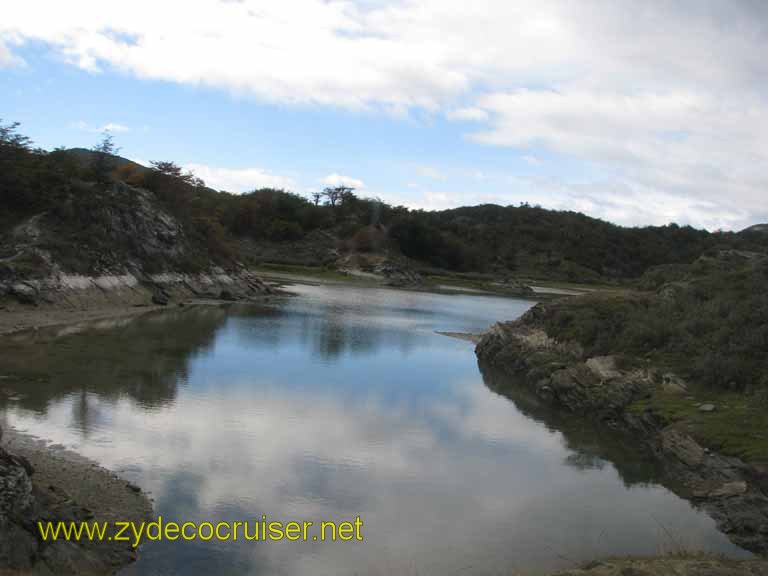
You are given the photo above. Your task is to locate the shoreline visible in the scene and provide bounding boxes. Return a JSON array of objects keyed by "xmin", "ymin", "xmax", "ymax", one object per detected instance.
[
  {"xmin": 0, "ymin": 423, "xmax": 154, "ymax": 574},
  {"xmin": 0, "ymin": 283, "xmax": 284, "ymax": 574},
  {"xmin": 476, "ymin": 316, "xmax": 768, "ymax": 558}
]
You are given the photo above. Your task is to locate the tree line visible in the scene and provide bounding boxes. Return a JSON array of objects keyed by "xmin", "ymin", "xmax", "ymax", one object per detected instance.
[{"xmin": 2, "ymin": 120, "xmax": 765, "ymax": 280}]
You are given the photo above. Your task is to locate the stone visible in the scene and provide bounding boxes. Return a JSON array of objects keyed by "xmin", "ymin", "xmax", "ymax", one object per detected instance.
[
  {"xmin": 661, "ymin": 373, "xmax": 688, "ymax": 394},
  {"xmin": 151, "ymin": 293, "xmax": 169, "ymax": 306},
  {"xmin": 550, "ymin": 369, "xmax": 577, "ymax": 392},
  {"xmin": 219, "ymin": 289, "xmax": 236, "ymax": 301},
  {"xmin": 699, "ymin": 404, "xmax": 717, "ymax": 412},
  {"xmin": 8, "ymin": 283, "xmax": 38, "ymax": 306},
  {"xmin": 660, "ymin": 429, "xmax": 705, "ymax": 468},
  {"xmin": 709, "ymin": 481, "xmax": 748, "ymax": 498},
  {"xmin": 585, "ymin": 356, "xmax": 622, "ymax": 381}
]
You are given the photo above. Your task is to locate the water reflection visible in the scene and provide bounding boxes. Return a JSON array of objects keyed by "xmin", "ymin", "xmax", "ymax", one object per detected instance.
[{"xmin": 0, "ymin": 286, "xmax": 750, "ymax": 575}]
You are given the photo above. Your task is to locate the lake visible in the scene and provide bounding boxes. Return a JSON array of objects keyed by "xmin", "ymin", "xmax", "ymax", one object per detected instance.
[{"xmin": 0, "ymin": 284, "xmax": 750, "ymax": 575}]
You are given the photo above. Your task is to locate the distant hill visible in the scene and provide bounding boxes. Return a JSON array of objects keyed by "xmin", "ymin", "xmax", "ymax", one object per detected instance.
[
  {"xmin": 1, "ymin": 121, "xmax": 766, "ymax": 283},
  {"xmin": 742, "ymin": 223, "xmax": 768, "ymax": 234}
]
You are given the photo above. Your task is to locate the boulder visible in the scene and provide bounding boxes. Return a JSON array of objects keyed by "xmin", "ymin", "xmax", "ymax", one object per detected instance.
[
  {"xmin": 585, "ymin": 356, "xmax": 621, "ymax": 381},
  {"xmin": 8, "ymin": 283, "xmax": 38, "ymax": 306},
  {"xmin": 661, "ymin": 373, "xmax": 688, "ymax": 394},
  {"xmin": 709, "ymin": 481, "xmax": 748, "ymax": 498},
  {"xmin": 660, "ymin": 428, "xmax": 705, "ymax": 468}
]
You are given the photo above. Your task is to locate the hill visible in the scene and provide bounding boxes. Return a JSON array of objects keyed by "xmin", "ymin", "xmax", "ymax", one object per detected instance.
[{"xmin": 2, "ymin": 120, "xmax": 767, "ymax": 291}]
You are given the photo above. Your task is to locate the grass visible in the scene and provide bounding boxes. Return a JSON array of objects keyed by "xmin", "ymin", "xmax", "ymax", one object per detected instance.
[{"xmin": 629, "ymin": 389, "xmax": 768, "ymax": 462}]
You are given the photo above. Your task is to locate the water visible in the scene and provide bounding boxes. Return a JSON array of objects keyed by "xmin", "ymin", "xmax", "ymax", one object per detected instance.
[{"xmin": 0, "ymin": 285, "xmax": 750, "ymax": 575}]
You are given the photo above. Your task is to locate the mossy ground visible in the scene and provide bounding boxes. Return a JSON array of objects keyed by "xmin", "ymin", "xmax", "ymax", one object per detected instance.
[{"xmin": 630, "ymin": 389, "xmax": 768, "ymax": 463}]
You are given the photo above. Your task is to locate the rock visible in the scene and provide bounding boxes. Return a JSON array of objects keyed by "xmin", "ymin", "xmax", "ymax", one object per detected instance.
[
  {"xmin": 0, "ymin": 446, "xmax": 37, "ymax": 570},
  {"xmin": 660, "ymin": 428, "xmax": 705, "ymax": 468},
  {"xmin": 661, "ymin": 373, "xmax": 688, "ymax": 394},
  {"xmin": 499, "ymin": 278, "xmax": 535, "ymax": 297},
  {"xmin": 40, "ymin": 540, "xmax": 106, "ymax": 575},
  {"xmin": 151, "ymin": 292, "xmax": 169, "ymax": 306},
  {"xmin": 551, "ymin": 557, "xmax": 768, "ymax": 576},
  {"xmin": 710, "ymin": 481, "xmax": 748, "ymax": 498},
  {"xmin": 550, "ymin": 368, "xmax": 578, "ymax": 392},
  {"xmin": 585, "ymin": 356, "xmax": 621, "ymax": 381},
  {"xmin": 219, "ymin": 289, "xmax": 236, "ymax": 301},
  {"xmin": 8, "ymin": 283, "xmax": 38, "ymax": 306},
  {"xmin": 699, "ymin": 403, "xmax": 717, "ymax": 412}
]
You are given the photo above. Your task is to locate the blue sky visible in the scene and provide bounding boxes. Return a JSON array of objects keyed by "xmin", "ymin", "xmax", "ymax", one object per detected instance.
[{"xmin": 3, "ymin": 1, "xmax": 768, "ymax": 230}]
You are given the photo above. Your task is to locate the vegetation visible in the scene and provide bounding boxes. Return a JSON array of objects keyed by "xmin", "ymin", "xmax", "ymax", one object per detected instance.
[
  {"xmin": 2, "ymin": 120, "xmax": 767, "ymax": 281},
  {"xmin": 535, "ymin": 251, "xmax": 768, "ymax": 393}
]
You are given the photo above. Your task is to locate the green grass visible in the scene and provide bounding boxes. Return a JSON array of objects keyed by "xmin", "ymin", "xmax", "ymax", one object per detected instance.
[{"xmin": 629, "ymin": 390, "xmax": 768, "ymax": 462}]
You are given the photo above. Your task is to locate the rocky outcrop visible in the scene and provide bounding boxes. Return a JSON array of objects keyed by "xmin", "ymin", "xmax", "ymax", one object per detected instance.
[
  {"xmin": 0, "ymin": 184, "xmax": 275, "ymax": 310},
  {"xmin": 476, "ymin": 309, "xmax": 768, "ymax": 556},
  {"xmin": 0, "ymin": 266, "xmax": 273, "ymax": 309}
]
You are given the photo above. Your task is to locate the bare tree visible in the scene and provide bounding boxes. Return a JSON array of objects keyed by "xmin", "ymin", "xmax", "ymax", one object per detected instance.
[{"xmin": 311, "ymin": 191, "xmax": 322, "ymax": 206}]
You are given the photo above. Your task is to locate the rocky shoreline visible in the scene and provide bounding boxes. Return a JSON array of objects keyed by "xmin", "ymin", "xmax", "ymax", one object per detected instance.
[
  {"xmin": 0, "ymin": 424, "xmax": 153, "ymax": 574},
  {"xmin": 475, "ymin": 306, "xmax": 768, "ymax": 557}
]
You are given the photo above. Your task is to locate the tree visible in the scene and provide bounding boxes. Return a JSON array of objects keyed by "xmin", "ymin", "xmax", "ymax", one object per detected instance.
[
  {"xmin": 91, "ymin": 132, "xmax": 120, "ymax": 186},
  {"xmin": 150, "ymin": 160, "xmax": 206, "ymax": 187},
  {"xmin": 321, "ymin": 186, "xmax": 354, "ymax": 207},
  {"xmin": 311, "ymin": 191, "xmax": 322, "ymax": 206},
  {"xmin": 0, "ymin": 120, "xmax": 33, "ymax": 150},
  {"xmin": 0, "ymin": 120, "xmax": 36, "ymax": 211}
]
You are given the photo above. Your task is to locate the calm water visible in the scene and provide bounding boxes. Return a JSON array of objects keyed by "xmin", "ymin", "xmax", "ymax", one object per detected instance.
[{"xmin": 0, "ymin": 285, "xmax": 749, "ymax": 575}]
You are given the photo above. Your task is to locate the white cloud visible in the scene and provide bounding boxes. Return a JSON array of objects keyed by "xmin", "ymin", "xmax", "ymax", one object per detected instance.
[
  {"xmin": 446, "ymin": 107, "xmax": 489, "ymax": 122},
  {"xmin": 321, "ymin": 173, "xmax": 365, "ymax": 189},
  {"xmin": 72, "ymin": 120, "xmax": 131, "ymax": 133},
  {"xmin": 0, "ymin": 38, "xmax": 24, "ymax": 68},
  {"xmin": 5, "ymin": 1, "xmax": 768, "ymax": 227},
  {"xmin": 186, "ymin": 163, "xmax": 296, "ymax": 192}
]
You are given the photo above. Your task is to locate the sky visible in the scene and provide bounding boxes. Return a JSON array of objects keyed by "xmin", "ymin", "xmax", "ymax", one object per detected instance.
[{"xmin": 2, "ymin": 1, "xmax": 768, "ymax": 231}]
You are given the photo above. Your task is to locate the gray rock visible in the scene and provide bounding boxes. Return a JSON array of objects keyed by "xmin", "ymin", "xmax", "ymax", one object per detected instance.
[
  {"xmin": 9, "ymin": 283, "xmax": 38, "ymax": 306},
  {"xmin": 40, "ymin": 540, "xmax": 106, "ymax": 575},
  {"xmin": 660, "ymin": 428, "xmax": 705, "ymax": 468},
  {"xmin": 661, "ymin": 373, "xmax": 688, "ymax": 394},
  {"xmin": 699, "ymin": 403, "xmax": 717, "ymax": 412},
  {"xmin": 710, "ymin": 481, "xmax": 748, "ymax": 498},
  {"xmin": 151, "ymin": 292, "xmax": 169, "ymax": 306},
  {"xmin": 585, "ymin": 356, "xmax": 621, "ymax": 381}
]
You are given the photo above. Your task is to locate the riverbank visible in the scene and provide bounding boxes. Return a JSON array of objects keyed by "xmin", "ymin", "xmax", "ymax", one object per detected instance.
[{"xmin": 476, "ymin": 308, "xmax": 768, "ymax": 556}]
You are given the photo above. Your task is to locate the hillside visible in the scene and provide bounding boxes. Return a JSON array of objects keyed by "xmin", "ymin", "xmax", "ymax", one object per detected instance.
[{"xmin": 2, "ymin": 121, "xmax": 767, "ymax": 290}]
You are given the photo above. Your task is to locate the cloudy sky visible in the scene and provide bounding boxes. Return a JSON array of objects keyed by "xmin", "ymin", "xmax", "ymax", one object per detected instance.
[{"xmin": 2, "ymin": 1, "xmax": 767, "ymax": 230}]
